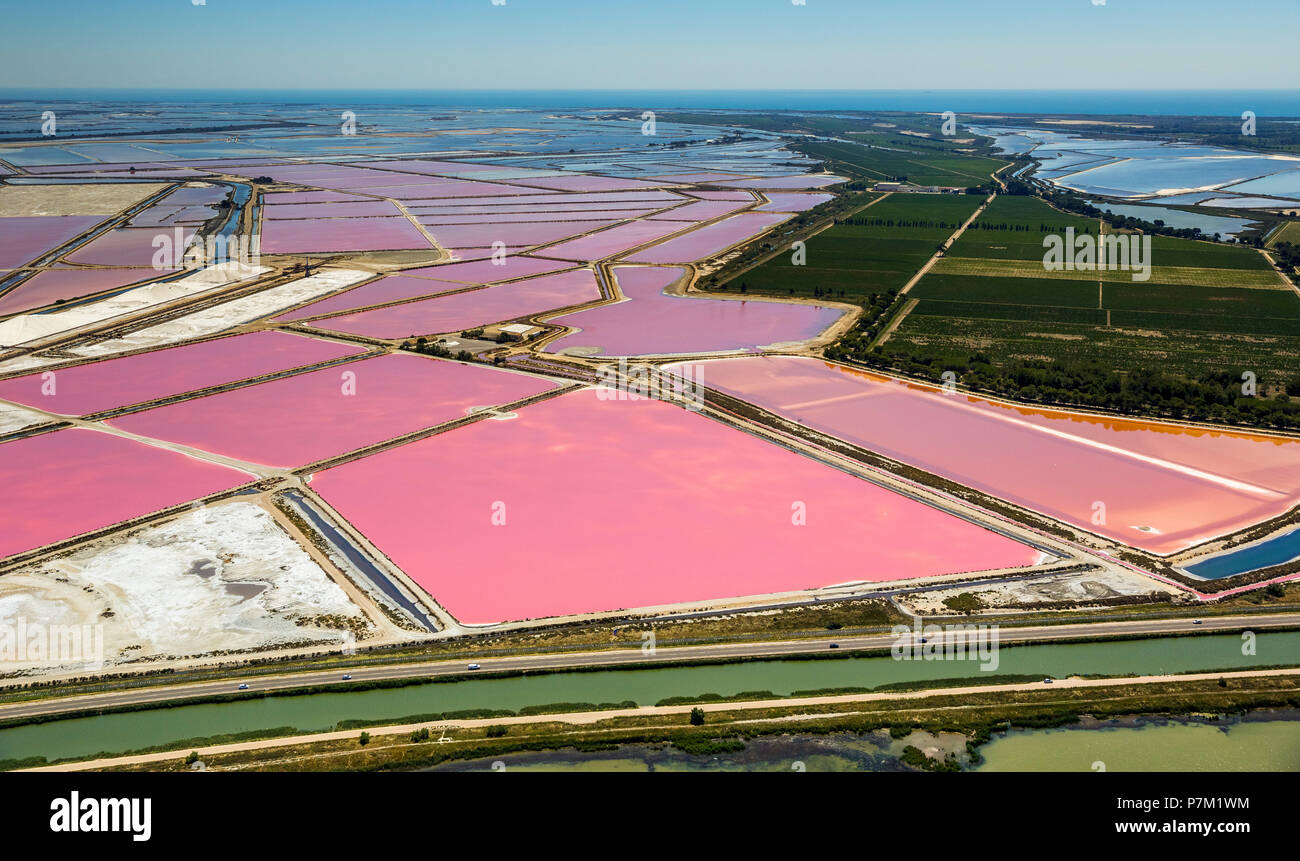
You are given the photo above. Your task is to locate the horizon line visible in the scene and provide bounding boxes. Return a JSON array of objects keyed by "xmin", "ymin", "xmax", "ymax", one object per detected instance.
[{"xmin": 4, "ymin": 87, "xmax": 1300, "ymax": 93}]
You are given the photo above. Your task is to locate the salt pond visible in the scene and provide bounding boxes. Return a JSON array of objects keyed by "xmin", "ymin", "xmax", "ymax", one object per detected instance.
[
  {"xmin": 312, "ymin": 388, "xmax": 1040, "ymax": 623},
  {"xmin": 672, "ymin": 356, "xmax": 1300, "ymax": 555},
  {"xmin": 543, "ymin": 265, "xmax": 842, "ymax": 356}
]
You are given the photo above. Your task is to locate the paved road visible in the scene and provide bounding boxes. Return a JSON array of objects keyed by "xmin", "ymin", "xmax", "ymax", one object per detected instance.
[{"xmin": 2, "ymin": 612, "xmax": 1296, "ymax": 722}]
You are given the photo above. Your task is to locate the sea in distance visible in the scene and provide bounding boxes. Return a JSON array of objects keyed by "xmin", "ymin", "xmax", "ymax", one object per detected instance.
[{"xmin": 2, "ymin": 89, "xmax": 1299, "ymax": 117}]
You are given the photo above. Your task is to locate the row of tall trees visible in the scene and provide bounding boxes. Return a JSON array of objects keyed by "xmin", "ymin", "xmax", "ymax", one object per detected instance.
[{"xmin": 827, "ymin": 344, "xmax": 1300, "ymax": 430}]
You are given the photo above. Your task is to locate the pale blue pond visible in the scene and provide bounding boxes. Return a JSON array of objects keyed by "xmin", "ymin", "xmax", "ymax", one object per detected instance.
[
  {"xmin": 1200, "ymin": 196, "xmax": 1296, "ymax": 209},
  {"xmin": 1221, "ymin": 170, "xmax": 1300, "ymax": 198},
  {"xmin": 975, "ymin": 125, "xmax": 1300, "ymax": 203},
  {"xmin": 1087, "ymin": 200, "xmax": 1258, "ymax": 237},
  {"xmin": 1063, "ymin": 155, "xmax": 1286, "ymax": 198}
]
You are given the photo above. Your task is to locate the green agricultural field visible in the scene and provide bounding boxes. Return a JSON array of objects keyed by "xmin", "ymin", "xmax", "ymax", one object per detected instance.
[
  {"xmin": 911, "ymin": 274, "xmax": 1101, "ymax": 310},
  {"xmin": 886, "ymin": 205, "xmax": 1300, "ymax": 395},
  {"xmin": 722, "ymin": 193, "xmax": 984, "ymax": 304},
  {"xmin": 656, "ymin": 111, "xmax": 1008, "ymax": 165},
  {"xmin": 1267, "ymin": 220, "xmax": 1300, "ymax": 248},
  {"xmin": 795, "ymin": 140, "xmax": 1007, "ymax": 187},
  {"xmin": 929, "ymin": 256, "xmax": 1284, "ymax": 288},
  {"xmin": 845, "ymin": 130, "xmax": 975, "ymax": 153},
  {"xmin": 962, "ymin": 194, "xmax": 1099, "ymax": 232},
  {"xmin": 844, "ymin": 193, "xmax": 1300, "ymax": 428},
  {"xmin": 947, "ymin": 196, "xmax": 1277, "ymax": 273},
  {"xmin": 1148, "ymin": 235, "xmax": 1275, "ymax": 270},
  {"xmin": 910, "ymin": 299, "xmax": 1107, "ymax": 325},
  {"xmin": 845, "ymin": 192, "xmax": 988, "ymax": 225},
  {"xmin": 909, "ymin": 292, "xmax": 1300, "ymax": 335},
  {"xmin": 948, "ymin": 195, "xmax": 1100, "ymax": 260}
]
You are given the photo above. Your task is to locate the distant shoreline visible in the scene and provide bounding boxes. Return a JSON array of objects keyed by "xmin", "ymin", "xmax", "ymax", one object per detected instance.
[{"xmin": 2, "ymin": 89, "xmax": 1299, "ymax": 118}]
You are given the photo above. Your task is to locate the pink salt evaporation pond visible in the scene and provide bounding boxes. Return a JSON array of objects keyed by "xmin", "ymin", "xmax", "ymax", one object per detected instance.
[
  {"xmin": 623, "ymin": 213, "xmax": 790, "ymax": 263},
  {"xmin": 757, "ymin": 192, "xmax": 835, "ymax": 212},
  {"xmin": 109, "ymin": 353, "xmax": 557, "ymax": 468},
  {"xmin": 275, "ymin": 274, "xmax": 466, "ymax": 321},
  {"xmin": 506, "ymin": 174, "xmax": 668, "ymax": 192},
  {"xmin": 262, "ymin": 190, "xmax": 369, "ymax": 204},
  {"xmin": 420, "ymin": 210, "xmax": 652, "ymax": 225},
  {"xmin": 670, "ymin": 356, "xmax": 1300, "ymax": 555},
  {"xmin": 0, "ymin": 216, "xmax": 106, "ymax": 269},
  {"xmin": 400, "ymin": 256, "xmax": 574, "ymax": 284},
  {"xmin": 408, "ymin": 200, "xmax": 668, "ymax": 216},
  {"xmin": 718, "ymin": 175, "xmax": 847, "ymax": 189},
  {"xmin": 0, "ymin": 331, "xmax": 365, "ymax": 416},
  {"xmin": 446, "ymin": 247, "xmax": 517, "ymax": 262},
  {"xmin": 544, "ymin": 266, "xmax": 842, "ymax": 357},
  {"xmin": 262, "ymin": 201, "xmax": 403, "ymax": 219},
  {"xmin": 310, "ymin": 268, "xmax": 602, "ymax": 339},
  {"xmin": 415, "ymin": 191, "xmax": 681, "ymax": 209},
  {"xmin": 684, "ymin": 191, "xmax": 753, "ymax": 201},
  {"xmin": 0, "ymin": 428, "xmax": 252, "ymax": 559},
  {"xmin": 649, "ymin": 172, "xmax": 748, "ymax": 183},
  {"xmin": 417, "ymin": 219, "xmax": 619, "ymax": 249},
  {"xmin": 259, "ymin": 217, "xmax": 433, "ymax": 254},
  {"xmin": 537, "ymin": 220, "xmax": 689, "ymax": 261},
  {"xmin": 233, "ymin": 163, "xmax": 422, "ymax": 189},
  {"xmin": 647, "ymin": 199, "xmax": 752, "ymax": 222},
  {"xmin": 340, "ymin": 159, "xmax": 502, "ymax": 177},
  {"xmin": 311, "ymin": 389, "xmax": 1040, "ymax": 624},
  {"xmin": 65, "ymin": 227, "xmax": 192, "ymax": 266},
  {"xmin": 0, "ymin": 267, "xmax": 158, "ymax": 316},
  {"xmin": 359, "ymin": 180, "xmax": 548, "ymax": 200}
]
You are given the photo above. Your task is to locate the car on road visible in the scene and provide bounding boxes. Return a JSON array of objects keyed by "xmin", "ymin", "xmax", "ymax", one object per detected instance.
[
  {"xmin": 342, "ymin": 674, "xmax": 352, "ymax": 681},
  {"xmin": 1043, "ymin": 677, "xmax": 1053, "ymax": 684},
  {"xmin": 1193, "ymin": 619, "xmax": 1203, "ymax": 625},
  {"xmin": 829, "ymin": 643, "xmax": 839, "ymax": 649},
  {"xmin": 237, "ymin": 683, "xmax": 249, "ymax": 690},
  {"xmin": 467, "ymin": 663, "xmax": 481, "ymax": 670}
]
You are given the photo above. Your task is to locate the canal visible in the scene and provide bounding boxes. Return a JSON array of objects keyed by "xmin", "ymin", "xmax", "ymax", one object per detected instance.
[{"xmin": 2, "ymin": 630, "xmax": 1297, "ymax": 765}]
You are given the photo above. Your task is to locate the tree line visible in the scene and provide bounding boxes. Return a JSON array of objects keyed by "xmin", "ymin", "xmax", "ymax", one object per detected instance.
[{"xmin": 826, "ymin": 343, "xmax": 1300, "ymax": 430}]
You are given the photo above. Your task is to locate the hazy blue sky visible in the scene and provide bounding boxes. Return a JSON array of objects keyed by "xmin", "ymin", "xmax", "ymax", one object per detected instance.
[{"xmin": 3, "ymin": 0, "xmax": 1296, "ymax": 90}]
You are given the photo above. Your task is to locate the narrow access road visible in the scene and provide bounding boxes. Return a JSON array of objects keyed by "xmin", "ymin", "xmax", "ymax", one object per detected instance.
[{"xmin": 871, "ymin": 190, "xmax": 995, "ymax": 348}]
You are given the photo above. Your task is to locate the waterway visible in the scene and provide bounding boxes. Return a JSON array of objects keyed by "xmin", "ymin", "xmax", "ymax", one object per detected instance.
[{"xmin": 2, "ymin": 630, "xmax": 1297, "ymax": 766}]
